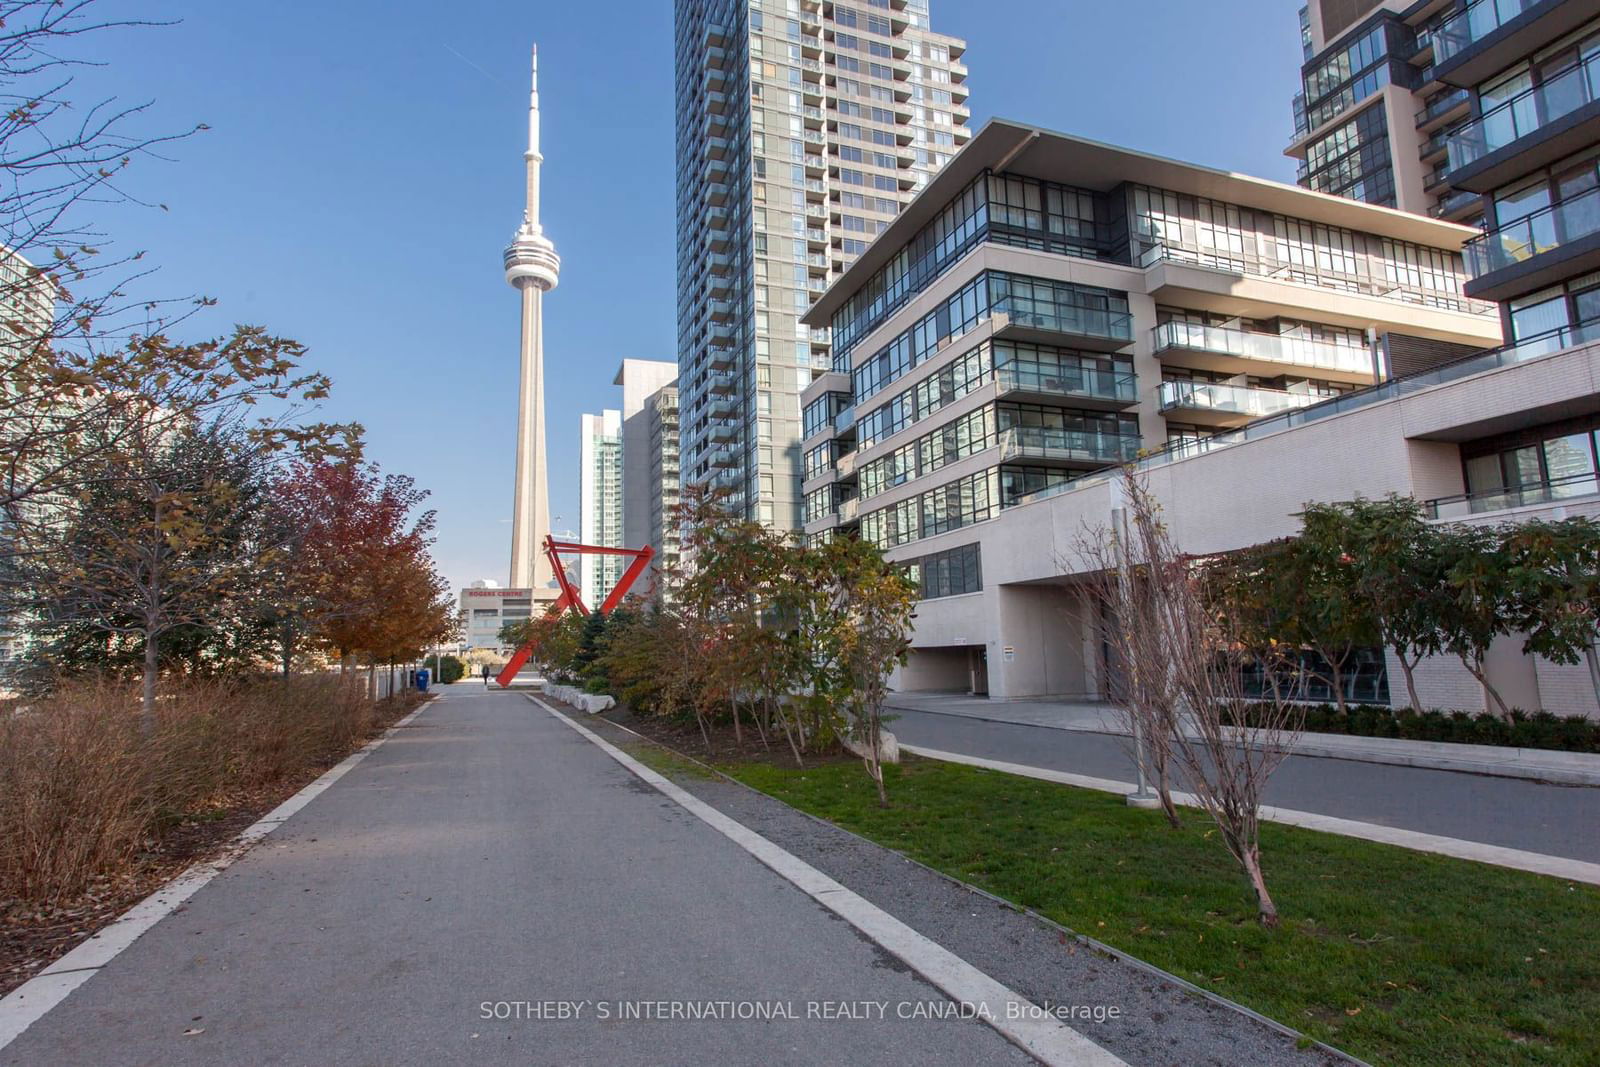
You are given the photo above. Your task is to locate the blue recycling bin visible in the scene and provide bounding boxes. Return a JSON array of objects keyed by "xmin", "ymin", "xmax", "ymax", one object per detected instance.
[{"xmin": 416, "ymin": 668, "xmax": 430, "ymax": 692}]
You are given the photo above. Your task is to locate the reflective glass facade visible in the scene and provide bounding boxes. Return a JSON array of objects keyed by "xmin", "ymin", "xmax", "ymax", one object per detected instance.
[{"xmin": 673, "ymin": 0, "xmax": 969, "ymax": 531}]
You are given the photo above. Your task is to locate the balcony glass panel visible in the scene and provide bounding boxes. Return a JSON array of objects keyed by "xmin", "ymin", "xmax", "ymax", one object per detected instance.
[
  {"xmin": 1465, "ymin": 187, "xmax": 1600, "ymax": 276},
  {"xmin": 997, "ymin": 426, "xmax": 1140, "ymax": 464},
  {"xmin": 996, "ymin": 361, "xmax": 1137, "ymax": 404},
  {"xmin": 1447, "ymin": 53, "xmax": 1600, "ymax": 171},
  {"xmin": 1434, "ymin": 0, "xmax": 1543, "ymax": 64},
  {"xmin": 1426, "ymin": 471, "xmax": 1600, "ymax": 518},
  {"xmin": 994, "ymin": 303, "xmax": 1132, "ymax": 345},
  {"xmin": 1157, "ymin": 380, "xmax": 1322, "ymax": 419},
  {"xmin": 1151, "ymin": 321, "xmax": 1374, "ymax": 375}
]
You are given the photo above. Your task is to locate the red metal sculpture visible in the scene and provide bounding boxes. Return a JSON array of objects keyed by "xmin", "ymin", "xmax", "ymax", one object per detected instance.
[{"xmin": 495, "ymin": 534, "xmax": 655, "ymax": 687}]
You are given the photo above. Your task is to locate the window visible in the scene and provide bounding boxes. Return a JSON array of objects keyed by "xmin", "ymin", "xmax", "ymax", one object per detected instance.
[{"xmin": 904, "ymin": 543, "xmax": 982, "ymax": 600}]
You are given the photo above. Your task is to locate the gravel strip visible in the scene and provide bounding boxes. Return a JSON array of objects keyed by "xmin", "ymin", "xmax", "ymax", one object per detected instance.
[{"xmin": 569, "ymin": 708, "xmax": 1355, "ymax": 1067}]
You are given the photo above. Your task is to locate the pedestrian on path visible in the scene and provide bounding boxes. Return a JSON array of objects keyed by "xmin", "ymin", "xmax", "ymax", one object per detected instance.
[{"xmin": 482, "ymin": 664, "xmax": 492, "ymax": 688}]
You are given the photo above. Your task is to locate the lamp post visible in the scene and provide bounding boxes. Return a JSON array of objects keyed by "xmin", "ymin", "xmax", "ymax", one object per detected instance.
[{"xmin": 1113, "ymin": 502, "xmax": 1160, "ymax": 811}]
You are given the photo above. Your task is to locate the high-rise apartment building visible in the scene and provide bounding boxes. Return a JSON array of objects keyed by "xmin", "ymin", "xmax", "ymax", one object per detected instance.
[
  {"xmin": 1287, "ymin": 0, "xmax": 1487, "ymax": 225},
  {"xmin": 578, "ymin": 409, "xmax": 624, "ymax": 607},
  {"xmin": 673, "ymin": 0, "xmax": 969, "ymax": 530},
  {"xmin": 647, "ymin": 382, "xmax": 683, "ymax": 579},
  {"xmin": 613, "ymin": 359, "xmax": 680, "ymax": 544}
]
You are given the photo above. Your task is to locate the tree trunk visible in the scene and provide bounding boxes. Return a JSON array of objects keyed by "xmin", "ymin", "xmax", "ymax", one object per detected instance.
[
  {"xmin": 729, "ymin": 694, "xmax": 743, "ymax": 745},
  {"xmin": 1394, "ymin": 647, "xmax": 1422, "ymax": 711},
  {"xmin": 1241, "ymin": 844, "xmax": 1279, "ymax": 927},
  {"xmin": 771, "ymin": 697, "xmax": 805, "ymax": 767},
  {"xmin": 141, "ymin": 631, "xmax": 159, "ymax": 734},
  {"xmin": 1461, "ymin": 656, "xmax": 1512, "ymax": 721},
  {"xmin": 1151, "ymin": 746, "xmax": 1181, "ymax": 829},
  {"xmin": 1586, "ymin": 643, "xmax": 1600, "ymax": 712},
  {"xmin": 1325, "ymin": 649, "xmax": 1349, "ymax": 714}
]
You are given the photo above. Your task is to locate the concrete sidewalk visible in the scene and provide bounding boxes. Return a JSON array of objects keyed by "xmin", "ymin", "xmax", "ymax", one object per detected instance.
[
  {"xmin": 1, "ymin": 685, "xmax": 1037, "ymax": 1066},
  {"xmin": 884, "ymin": 692, "xmax": 1600, "ymax": 786}
]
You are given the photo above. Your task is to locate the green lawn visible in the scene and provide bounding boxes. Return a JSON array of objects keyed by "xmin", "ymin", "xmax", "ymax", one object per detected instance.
[{"xmin": 714, "ymin": 756, "xmax": 1600, "ymax": 1067}]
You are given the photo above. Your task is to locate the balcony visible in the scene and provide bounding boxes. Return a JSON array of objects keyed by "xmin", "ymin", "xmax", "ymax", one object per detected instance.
[
  {"xmin": 838, "ymin": 496, "xmax": 860, "ymax": 523},
  {"xmin": 1139, "ymin": 242, "xmax": 1495, "ymax": 318},
  {"xmin": 1429, "ymin": 186, "xmax": 1482, "ymax": 221},
  {"xmin": 1414, "ymin": 87, "xmax": 1470, "ymax": 131},
  {"xmin": 994, "ymin": 361, "xmax": 1138, "ymax": 410},
  {"xmin": 707, "ymin": 370, "xmax": 738, "ymax": 394},
  {"xmin": 1157, "ymin": 380, "xmax": 1323, "ymax": 428},
  {"xmin": 708, "ymin": 445, "xmax": 739, "ymax": 469},
  {"xmin": 1445, "ymin": 53, "xmax": 1600, "ymax": 191},
  {"xmin": 1418, "ymin": 126, "xmax": 1450, "ymax": 161},
  {"xmin": 997, "ymin": 427, "xmax": 1141, "ymax": 468},
  {"xmin": 1431, "ymin": 0, "xmax": 1591, "ymax": 87},
  {"xmin": 1463, "ymin": 188, "xmax": 1600, "ymax": 301},
  {"xmin": 1151, "ymin": 321, "xmax": 1377, "ymax": 383},
  {"xmin": 1426, "ymin": 471, "xmax": 1600, "ymax": 519},
  {"xmin": 708, "ymin": 345, "xmax": 738, "ymax": 371},
  {"xmin": 990, "ymin": 306, "xmax": 1133, "ymax": 354}
]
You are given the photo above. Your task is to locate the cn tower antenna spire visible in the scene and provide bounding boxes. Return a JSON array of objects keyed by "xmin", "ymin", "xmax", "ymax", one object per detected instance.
[
  {"xmin": 504, "ymin": 42, "xmax": 560, "ymax": 593},
  {"xmin": 525, "ymin": 45, "xmax": 541, "ymax": 233}
]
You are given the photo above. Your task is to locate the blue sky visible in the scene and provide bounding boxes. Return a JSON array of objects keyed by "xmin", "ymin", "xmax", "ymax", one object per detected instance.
[{"xmin": 70, "ymin": 0, "xmax": 1302, "ymax": 593}]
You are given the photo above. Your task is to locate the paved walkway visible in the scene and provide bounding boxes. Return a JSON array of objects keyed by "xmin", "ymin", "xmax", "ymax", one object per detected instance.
[
  {"xmin": 0, "ymin": 687, "xmax": 1052, "ymax": 1066},
  {"xmin": 884, "ymin": 693, "xmax": 1600, "ymax": 785},
  {"xmin": 881, "ymin": 699, "xmax": 1600, "ymax": 868}
]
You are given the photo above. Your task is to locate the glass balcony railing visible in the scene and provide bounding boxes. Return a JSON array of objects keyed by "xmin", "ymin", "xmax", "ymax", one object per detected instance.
[
  {"xmin": 1433, "ymin": 0, "xmax": 1542, "ymax": 65},
  {"xmin": 992, "ymin": 302, "xmax": 1133, "ymax": 346},
  {"xmin": 1426, "ymin": 471, "xmax": 1600, "ymax": 519},
  {"xmin": 1139, "ymin": 242, "xmax": 1495, "ymax": 316},
  {"xmin": 1013, "ymin": 322, "xmax": 1599, "ymax": 510},
  {"xmin": 997, "ymin": 426, "xmax": 1141, "ymax": 465},
  {"xmin": 1415, "ymin": 86, "xmax": 1470, "ymax": 127},
  {"xmin": 1447, "ymin": 53, "xmax": 1600, "ymax": 171},
  {"xmin": 1157, "ymin": 380, "xmax": 1323, "ymax": 420},
  {"xmin": 995, "ymin": 360, "xmax": 1137, "ymax": 404},
  {"xmin": 1152, "ymin": 321, "xmax": 1375, "ymax": 376},
  {"xmin": 1464, "ymin": 188, "xmax": 1600, "ymax": 277}
]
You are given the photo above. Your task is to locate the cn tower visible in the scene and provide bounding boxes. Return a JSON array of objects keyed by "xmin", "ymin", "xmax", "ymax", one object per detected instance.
[{"xmin": 504, "ymin": 46, "xmax": 560, "ymax": 591}]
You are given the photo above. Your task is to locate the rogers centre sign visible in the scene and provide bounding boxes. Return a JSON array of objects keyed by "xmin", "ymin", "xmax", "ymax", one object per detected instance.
[{"xmin": 464, "ymin": 589, "xmax": 533, "ymax": 598}]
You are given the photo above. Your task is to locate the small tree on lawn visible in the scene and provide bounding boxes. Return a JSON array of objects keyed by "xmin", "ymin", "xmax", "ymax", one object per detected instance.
[
  {"xmin": 815, "ymin": 536, "xmax": 917, "ymax": 805},
  {"xmin": 1112, "ymin": 471, "xmax": 1303, "ymax": 926},
  {"xmin": 1079, "ymin": 509, "xmax": 1183, "ymax": 828}
]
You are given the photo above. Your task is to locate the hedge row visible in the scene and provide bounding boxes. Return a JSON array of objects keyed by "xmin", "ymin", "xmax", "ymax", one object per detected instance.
[{"xmin": 1226, "ymin": 703, "xmax": 1600, "ymax": 753}]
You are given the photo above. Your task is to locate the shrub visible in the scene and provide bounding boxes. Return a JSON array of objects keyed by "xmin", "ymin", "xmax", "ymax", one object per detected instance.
[
  {"xmin": 0, "ymin": 674, "xmax": 384, "ymax": 903},
  {"xmin": 425, "ymin": 654, "xmax": 464, "ymax": 684},
  {"xmin": 1232, "ymin": 700, "xmax": 1600, "ymax": 752}
]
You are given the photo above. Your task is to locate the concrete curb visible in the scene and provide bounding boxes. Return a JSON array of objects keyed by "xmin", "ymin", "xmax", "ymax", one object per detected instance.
[
  {"xmin": 550, "ymin": 699, "xmax": 1366, "ymax": 1067},
  {"xmin": 887, "ymin": 701, "xmax": 1600, "ymax": 787},
  {"xmin": 0, "ymin": 697, "xmax": 433, "ymax": 1053}
]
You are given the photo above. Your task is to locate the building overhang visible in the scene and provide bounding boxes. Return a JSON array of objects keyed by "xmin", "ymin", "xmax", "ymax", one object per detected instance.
[
  {"xmin": 1465, "ymin": 232, "xmax": 1600, "ymax": 304},
  {"xmin": 1430, "ymin": 0, "xmax": 1594, "ymax": 89},
  {"xmin": 805, "ymin": 118, "xmax": 1483, "ymax": 327},
  {"xmin": 1446, "ymin": 101, "xmax": 1600, "ymax": 193}
]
